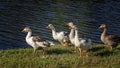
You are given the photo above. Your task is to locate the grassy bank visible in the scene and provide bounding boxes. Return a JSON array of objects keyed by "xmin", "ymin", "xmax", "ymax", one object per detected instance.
[{"xmin": 0, "ymin": 44, "xmax": 120, "ymax": 68}]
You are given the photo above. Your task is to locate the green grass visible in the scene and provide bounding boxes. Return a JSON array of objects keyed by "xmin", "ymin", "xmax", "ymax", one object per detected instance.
[{"xmin": 0, "ymin": 44, "xmax": 120, "ymax": 68}]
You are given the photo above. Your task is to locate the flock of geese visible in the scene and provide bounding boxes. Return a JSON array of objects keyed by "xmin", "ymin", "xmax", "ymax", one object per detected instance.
[{"xmin": 22, "ymin": 22, "xmax": 120, "ymax": 57}]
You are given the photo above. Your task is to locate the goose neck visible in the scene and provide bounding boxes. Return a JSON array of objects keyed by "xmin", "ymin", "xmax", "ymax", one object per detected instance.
[
  {"xmin": 69, "ymin": 29, "xmax": 75, "ymax": 39},
  {"xmin": 75, "ymin": 29, "xmax": 79, "ymax": 40},
  {"xmin": 26, "ymin": 31, "xmax": 32, "ymax": 39},
  {"xmin": 102, "ymin": 28, "xmax": 107, "ymax": 36},
  {"xmin": 51, "ymin": 26, "xmax": 57, "ymax": 38}
]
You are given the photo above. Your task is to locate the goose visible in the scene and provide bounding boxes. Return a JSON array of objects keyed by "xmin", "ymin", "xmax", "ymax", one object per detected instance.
[
  {"xmin": 22, "ymin": 27, "xmax": 50, "ymax": 55},
  {"xmin": 46, "ymin": 24, "xmax": 69, "ymax": 46},
  {"xmin": 99, "ymin": 24, "xmax": 120, "ymax": 50},
  {"xmin": 71, "ymin": 25, "xmax": 92, "ymax": 57},
  {"xmin": 67, "ymin": 22, "xmax": 75, "ymax": 45},
  {"xmin": 67, "ymin": 22, "xmax": 77, "ymax": 51}
]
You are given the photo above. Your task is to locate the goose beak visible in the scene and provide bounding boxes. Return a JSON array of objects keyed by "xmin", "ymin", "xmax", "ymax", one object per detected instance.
[
  {"xmin": 69, "ymin": 26, "xmax": 72, "ymax": 29},
  {"xmin": 21, "ymin": 29, "xmax": 26, "ymax": 32},
  {"xmin": 21, "ymin": 30, "xmax": 24, "ymax": 32},
  {"xmin": 66, "ymin": 23, "xmax": 71, "ymax": 29},
  {"xmin": 66, "ymin": 23, "xmax": 69, "ymax": 26},
  {"xmin": 46, "ymin": 26, "xmax": 49, "ymax": 28},
  {"xmin": 98, "ymin": 25, "xmax": 102, "ymax": 29},
  {"xmin": 46, "ymin": 26, "xmax": 50, "ymax": 29}
]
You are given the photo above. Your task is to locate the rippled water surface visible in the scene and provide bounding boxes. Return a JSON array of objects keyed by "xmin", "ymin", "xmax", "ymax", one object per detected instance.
[{"xmin": 0, "ymin": 0, "xmax": 120, "ymax": 49}]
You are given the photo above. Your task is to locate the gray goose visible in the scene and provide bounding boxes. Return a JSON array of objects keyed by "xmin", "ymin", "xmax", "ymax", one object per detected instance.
[
  {"xmin": 22, "ymin": 27, "xmax": 50, "ymax": 55},
  {"xmin": 99, "ymin": 24, "xmax": 120, "ymax": 50}
]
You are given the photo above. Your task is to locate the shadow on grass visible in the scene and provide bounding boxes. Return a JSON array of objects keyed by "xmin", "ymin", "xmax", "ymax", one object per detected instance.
[
  {"xmin": 47, "ymin": 48, "xmax": 72, "ymax": 55},
  {"xmin": 89, "ymin": 46, "xmax": 115, "ymax": 57},
  {"xmin": 89, "ymin": 46, "xmax": 105, "ymax": 52},
  {"xmin": 93, "ymin": 50, "xmax": 114, "ymax": 56},
  {"xmin": 116, "ymin": 47, "xmax": 120, "ymax": 50}
]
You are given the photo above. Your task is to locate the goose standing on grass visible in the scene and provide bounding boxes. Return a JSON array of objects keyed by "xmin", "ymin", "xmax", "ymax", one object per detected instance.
[
  {"xmin": 46, "ymin": 24, "xmax": 69, "ymax": 46},
  {"xmin": 71, "ymin": 25, "xmax": 92, "ymax": 57},
  {"xmin": 67, "ymin": 22, "xmax": 75, "ymax": 45},
  {"xmin": 67, "ymin": 22, "xmax": 77, "ymax": 51},
  {"xmin": 99, "ymin": 24, "xmax": 120, "ymax": 50},
  {"xmin": 22, "ymin": 27, "xmax": 50, "ymax": 55}
]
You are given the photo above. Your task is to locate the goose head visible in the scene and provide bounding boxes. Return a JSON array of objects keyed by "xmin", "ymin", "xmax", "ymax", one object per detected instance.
[
  {"xmin": 67, "ymin": 22, "xmax": 74, "ymax": 29},
  {"xmin": 99, "ymin": 24, "xmax": 107, "ymax": 29},
  {"xmin": 22, "ymin": 27, "xmax": 31, "ymax": 32},
  {"xmin": 46, "ymin": 24, "xmax": 53, "ymax": 29},
  {"xmin": 70, "ymin": 25, "xmax": 77, "ymax": 30}
]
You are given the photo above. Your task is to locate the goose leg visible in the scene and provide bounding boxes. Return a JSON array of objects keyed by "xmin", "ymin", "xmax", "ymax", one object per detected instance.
[
  {"xmin": 42, "ymin": 48, "xmax": 46, "ymax": 56},
  {"xmin": 109, "ymin": 46, "xmax": 113, "ymax": 51},
  {"xmin": 61, "ymin": 42, "xmax": 63, "ymax": 46},
  {"xmin": 78, "ymin": 48, "xmax": 82, "ymax": 57},
  {"xmin": 33, "ymin": 49, "xmax": 37, "ymax": 54},
  {"xmin": 83, "ymin": 49, "xmax": 88, "ymax": 58},
  {"xmin": 73, "ymin": 46, "xmax": 77, "ymax": 52},
  {"xmin": 85, "ymin": 51, "xmax": 88, "ymax": 58}
]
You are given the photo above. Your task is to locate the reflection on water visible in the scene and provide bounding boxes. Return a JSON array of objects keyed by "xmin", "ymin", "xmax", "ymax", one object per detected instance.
[{"xmin": 0, "ymin": 0, "xmax": 120, "ymax": 49}]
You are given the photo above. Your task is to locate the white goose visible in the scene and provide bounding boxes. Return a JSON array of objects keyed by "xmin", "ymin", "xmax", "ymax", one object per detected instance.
[
  {"xmin": 67, "ymin": 22, "xmax": 75, "ymax": 45},
  {"xmin": 22, "ymin": 27, "xmax": 50, "ymax": 55},
  {"xmin": 47, "ymin": 24, "xmax": 69, "ymax": 46},
  {"xmin": 71, "ymin": 25, "xmax": 92, "ymax": 57},
  {"xmin": 67, "ymin": 22, "xmax": 77, "ymax": 52}
]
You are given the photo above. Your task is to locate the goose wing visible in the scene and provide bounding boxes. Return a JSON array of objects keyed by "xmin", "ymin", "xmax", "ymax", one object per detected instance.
[
  {"xmin": 108, "ymin": 35, "xmax": 120, "ymax": 43},
  {"xmin": 32, "ymin": 36, "xmax": 45, "ymax": 42},
  {"xmin": 33, "ymin": 36, "xmax": 50, "ymax": 47}
]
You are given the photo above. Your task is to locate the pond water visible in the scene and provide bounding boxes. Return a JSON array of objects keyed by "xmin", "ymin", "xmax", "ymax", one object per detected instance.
[{"xmin": 0, "ymin": 0, "xmax": 120, "ymax": 49}]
